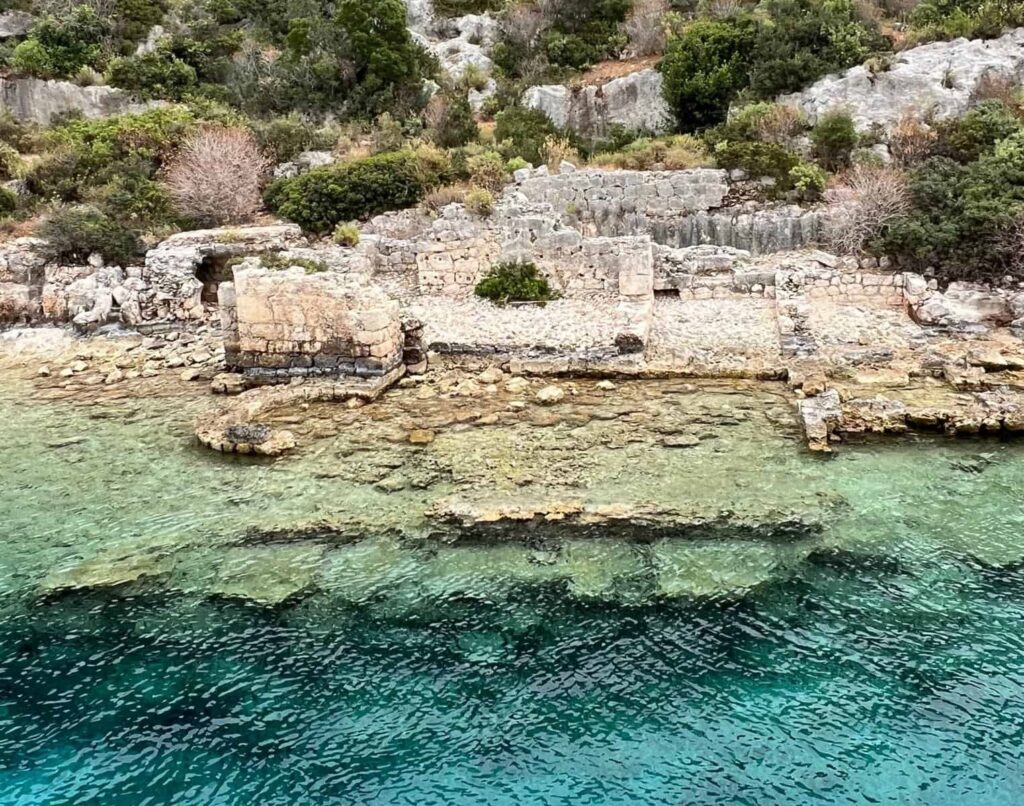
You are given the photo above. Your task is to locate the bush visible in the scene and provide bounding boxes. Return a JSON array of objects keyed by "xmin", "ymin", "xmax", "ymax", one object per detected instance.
[
  {"xmin": 789, "ymin": 162, "xmax": 827, "ymax": 199},
  {"xmin": 422, "ymin": 184, "xmax": 468, "ymax": 213},
  {"xmin": 465, "ymin": 187, "xmax": 495, "ymax": 216},
  {"xmin": 824, "ymin": 165, "xmax": 911, "ymax": 254},
  {"xmin": 266, "ymin": 150, "xmax": 434, "ymax": 233},
  {"xmin": 467, "ymin": 151, "xmax": 508, "ymax": 191},
  {"xmin": 10, "ymin": 7, "xmax": 109, "ymax": 80},
  {"xmin": 540, "ymin": 134, "xmax": 579, "ymax": 172},
  {"xmin": 0, "ymin": 187, "xmax": 17, "ymax": 217},
  {"xmin": 475, "ymin": 260, "xmax": 557, "ymax": 304},
  {"xmin": 164, "ymin": 125, "xmax": 271, "ymax": 226},
  {"xmin": 880, "ymin": 132, "xmax": 1024, "ymax": 280},
  {"xmin": 591, "ymin": 135, "xmax": 709, "ymax": 170},
  {"xmin": 89, "ymin": 172, "xmax": 176, "ymax": 230},
  {"xmin": 251, "ymin": 115, "xmax": 322, "ymax": 164},
  {"xmin": 37, "ymin": 205, "xmax": 143, "ymax": 266},
  {"xmin": 713, "ymin": 140, "xmax": 801, "ymax": 187},
  {"xmin": 106, "ymin": 49, "xmax": 199, "ymax": 101},
  {"xmin": 889, "ymin": 114, "xmax": 938, "ymax": 167},
  {"xmin": 747, "ymin": 0, "xmax": 885, "ymax": 99},
  {"xmin": 811, "ymin": 110, "xmax": 859, "ymax": 169},
  {"xmin": 424, "ymin": 93, "xmax": 478, "ymax": 148},
  {"xmin": 494, "ymin": 107, "xmax": 558, "ymax": 165},
  {"xmin": 0, "ymin": 142, "xmax": 22, "ymax": 181},
  {"xmin": 333, "ymin": 222, "xmax": 360, "ymax": 246},
  {"xmin": 934, "ymin": 100, "xmax": 1020, "ymax": 163},
  {"xmin": 660, "ymin": 19, "xmax": 756, "ymax": 131}
]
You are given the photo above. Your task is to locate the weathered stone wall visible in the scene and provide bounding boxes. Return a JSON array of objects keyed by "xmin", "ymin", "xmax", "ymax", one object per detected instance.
[
  {"xmin": 516, "ymin": 168, "xmax": 730, "ymax": 228},
  {"xmin": 144, "ymin": 224, "xmax": 307, "ymax": 322},
  {"xmin": 0, "ymin": 238, "xmax": 47, "ymax": 324},
  {"xmin": 221, "ymin": 264, "xmax": 404, "ymax": 378},
  {"xmin": 511, "ymin": 169, "xmax": 822, "ymax": 253}
]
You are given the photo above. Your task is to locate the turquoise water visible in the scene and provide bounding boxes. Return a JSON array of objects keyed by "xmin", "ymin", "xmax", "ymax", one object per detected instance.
[{"xmin": 3, "ymin": 374, "xmax": 1024, "ymax": 804}]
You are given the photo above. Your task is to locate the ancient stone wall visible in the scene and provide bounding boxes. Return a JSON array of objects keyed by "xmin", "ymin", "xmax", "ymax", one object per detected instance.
[
  {"xmin": 220, "ymin": 264, "xmax": 404, "ymax": 379},
  {"xmin": 511, "ymin": 169, "xmax": 822, "ymax": 253}
]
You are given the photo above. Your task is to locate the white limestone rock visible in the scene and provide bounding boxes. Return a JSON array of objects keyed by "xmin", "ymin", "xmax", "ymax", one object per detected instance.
[
  {"xmin": 522, "ymin": 69, "xmax": 673, "ymax": 138},
  {"xmin": 0, "ymin": 77, "xmax": 161, "ymax": 125},
  {"xmin": 0, "ymin": 10, "xmax": 34, "ymax": 38},
  {"xmin": 780, "ymin": 29, "xmax": 1024, "ymax": 130}
]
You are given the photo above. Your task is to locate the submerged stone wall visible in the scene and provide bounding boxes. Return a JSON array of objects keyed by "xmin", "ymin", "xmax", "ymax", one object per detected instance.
[{"xmin": 220, "ymin": 264, "xmax": 404, "ymax": 378}]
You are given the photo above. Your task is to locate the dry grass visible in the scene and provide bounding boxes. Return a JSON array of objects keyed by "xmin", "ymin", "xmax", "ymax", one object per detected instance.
[
  {"xmin": 755, "ymin": 104, "xmax": 806, "ymax": 146},
  {"xmin": 888, "ymin": 114, "xmax": 937, "ymax": 166},
  {"xmin": 824, "ymin": 165, "xmax": 911, "ymax": 254},
  {"xmin": 164, "ymin": 126, "xmax": 271, "ymax": 227},
  {"xmin": 540, "ymin": 135, "xmax": 579, "ymax": 173}
]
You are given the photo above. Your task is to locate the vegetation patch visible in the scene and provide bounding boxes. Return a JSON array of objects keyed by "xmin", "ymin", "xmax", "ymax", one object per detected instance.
[{"xmin": 475, "ymin": 261, "xmax": 558, "ymax": 304}]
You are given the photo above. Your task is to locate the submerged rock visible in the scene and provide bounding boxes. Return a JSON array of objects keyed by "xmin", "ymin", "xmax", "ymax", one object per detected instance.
[
  {"xmin": 211, "ymin": 545, "xmax": 324, "ymax": 606},
  {"xmin": 41, "ymin": 551, "xmax": 174, "ymax": 594}
]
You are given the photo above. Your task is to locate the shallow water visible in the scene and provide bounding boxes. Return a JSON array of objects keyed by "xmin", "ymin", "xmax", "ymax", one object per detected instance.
[{"xmin": 2, "ymin": 375, "xmax": 1024, "ymax": 804}]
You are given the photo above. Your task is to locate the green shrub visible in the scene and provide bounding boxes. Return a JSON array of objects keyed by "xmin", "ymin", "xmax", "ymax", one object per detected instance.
[
  {"xmin": 811, "ymin": 110, "xmax": 859, "ymax": 169},
  {"xmin": 106, "ymin": 49, "xmax": 199, "ymax": 101},
  {"xmin": 878, "ymin": 133, "xmax": 1024, "ymax": 281},
  {"xmin": 333, "ymin": 222, "xmax": 360, "ymax": 246},
  {"xmin": 465, "ymin": 187, "xmax": 495, "ymax": 216},
  {"xmin": 37, "ymin": 205, "xmax": 143, "ymax": 266},
  {"xmin": 10, "ymin": 7, "xmax": 110, "ymax": 80},
  {"xmin": 0, "ymin": 187, "xmax": 17, "ymax": 218},
  {"xmin": 909, "ymin": 0, "xmax": 1024, "ymax": 43},
  {"xmin": 426, "ymin": 93, "xmax": 478, "ymax": 149},
  {"xmin": 494, "ymin": 107, "xmax": 557, "ymax": 165},
  {"xmin": 0, "ymin": 142, "xmax": 22, "ymax": 181},
  {"xmin": 467, "ymin": 150, "xmax": 507, "ymax": 191},
  {"xmin": 713, "ymin": 141, "xmax": 801, "ymax": 187},
  {"xmin": 935, "ymin": 100, "xmax": 1022, "ymax": 163},
  {"xmin": 475, "ymin": 260, "xmax": 557, "ymax": 304},
  {"xmin": 747, "ymin": 0, "xmax": 885, "ymax": 99},
  {"xmin": 789, "ymin": 162, "xmax": 827, "ymax": 199},
  {"xmin": 660, "ymin": 19, "xmax": 757, "ymax": 131},
  {"xmin": 89, "ymin": 172, "xmax": 177, "ymax": 230},
  {"xmin": 266, "ymin": 150, "xmax": 434, "ymax": 233}
]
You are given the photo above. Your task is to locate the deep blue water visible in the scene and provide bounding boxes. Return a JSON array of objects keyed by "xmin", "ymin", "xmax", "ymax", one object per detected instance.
[{"xmin": 3, "ymin": 555, "xmax": 1024, "ymax": 805}]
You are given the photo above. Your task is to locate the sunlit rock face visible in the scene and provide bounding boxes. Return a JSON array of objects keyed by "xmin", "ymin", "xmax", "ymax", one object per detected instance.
[
  {"xmin": 780, "ymin": 28, "xmax": 1024, "ymax": 130},
  {"xmin": 523, "ymin": 69, "xmax": 673, "ymax": 138},
  {"xmin": 0, "ymin": 76, "xmax": 159, "ymax": 125}
]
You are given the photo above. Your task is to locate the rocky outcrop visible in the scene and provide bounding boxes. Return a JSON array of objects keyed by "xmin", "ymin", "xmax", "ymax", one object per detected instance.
[
  {"xmin": 780, "ymin": 29, "xmax": 1024, "ymax": 129},
  {"xmin": 0, "ymin": 76, "xmax": 158, "ymax": 125},
  {"xmin": 0, "ymin": 10, "xmax": 34, "ymax": 38},
  {"xmin": 911, "ymin": 282, "xmax": 1019, "ymax": 331},
  {"xmin": 523, "ymin": 69, "xmax": 673, "ymax": 138}
]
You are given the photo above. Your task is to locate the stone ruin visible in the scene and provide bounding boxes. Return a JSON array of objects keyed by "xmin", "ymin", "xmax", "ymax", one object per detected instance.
[{"xmin": 218, "ymin": 263, "xmax": 406, "ymax": 381}]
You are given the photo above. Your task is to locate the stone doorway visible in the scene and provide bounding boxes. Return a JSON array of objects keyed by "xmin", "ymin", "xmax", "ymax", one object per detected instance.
[{"xmin": 196, "ymin": 254, "xmax": 234, "ymax": 305}]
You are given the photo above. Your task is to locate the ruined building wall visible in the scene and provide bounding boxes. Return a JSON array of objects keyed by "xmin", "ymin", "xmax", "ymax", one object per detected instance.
[{"xmin": 220, "ymin": 265, "xmax": 404, "ymax": 378}]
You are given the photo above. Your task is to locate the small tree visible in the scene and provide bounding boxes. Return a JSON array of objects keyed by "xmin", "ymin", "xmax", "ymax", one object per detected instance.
[
  {"xmin": 164, "ymin": 126, "xmax": 271, "ymax": 227},
  {"xmin": 811, "ymin": 110, "xmax": 858, "ymax": 170}
]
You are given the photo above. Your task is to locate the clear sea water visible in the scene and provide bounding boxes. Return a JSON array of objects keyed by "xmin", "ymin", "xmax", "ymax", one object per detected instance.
[{"xmin": 2, "ymin": 375, "xmax": 1024, "ymax": 805}]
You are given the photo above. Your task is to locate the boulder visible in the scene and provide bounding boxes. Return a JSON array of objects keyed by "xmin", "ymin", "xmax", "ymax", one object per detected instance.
[
  {"xmin": 912, "ymin": 282, "xmax": 1012, "ymax": 329},
  {"xmin": 0, "ymin": 10, "xmax": 34, "ymax": 38}
]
